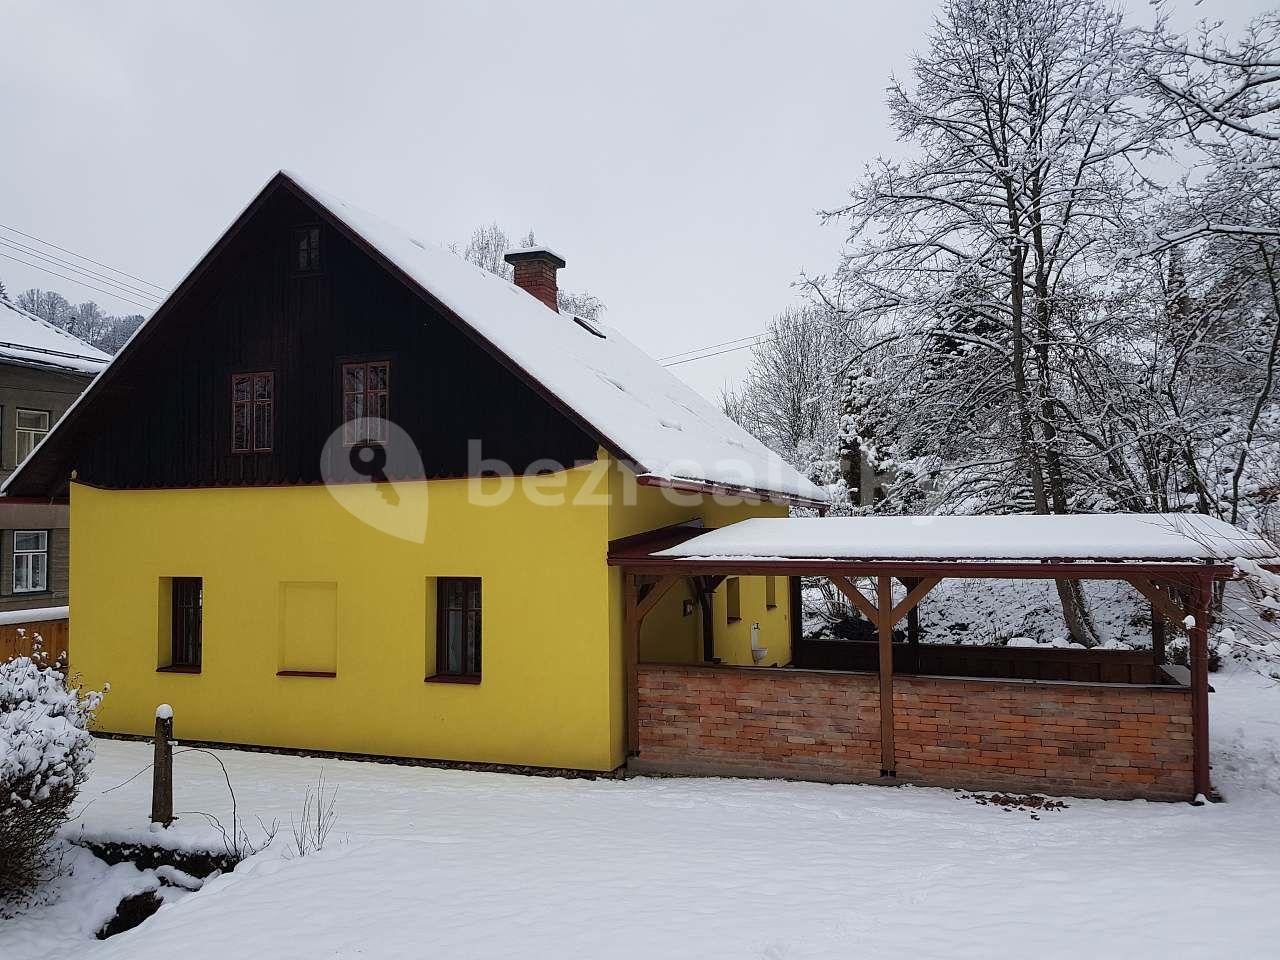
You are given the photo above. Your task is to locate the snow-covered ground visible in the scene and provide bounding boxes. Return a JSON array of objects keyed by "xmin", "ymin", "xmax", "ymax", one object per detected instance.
[{"xmin": 3, "ymin": 662, "xmax": 1279, "ymax": 960}]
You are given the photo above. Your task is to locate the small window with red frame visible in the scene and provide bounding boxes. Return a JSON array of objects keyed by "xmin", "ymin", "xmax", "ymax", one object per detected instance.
[{"xmin": 232, "ymin": 372, "xmax": 274, "ymax": 452}]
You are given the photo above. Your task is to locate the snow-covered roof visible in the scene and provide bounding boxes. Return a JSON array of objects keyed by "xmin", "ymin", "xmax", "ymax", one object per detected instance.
[
  {"xmin": 655, "ymin": 514, "xmax": 1276, "ymax": 562},
  {"xmin": 0, "ymin": 604, "xmax": 68, "ymax": 625},
  {"xmin": 281, "ymin": 172, "xmax": 825, "ymax": 505},
  {"xmin": 0, "ymin": 298, "xmax": 109, "ymax": 375}
]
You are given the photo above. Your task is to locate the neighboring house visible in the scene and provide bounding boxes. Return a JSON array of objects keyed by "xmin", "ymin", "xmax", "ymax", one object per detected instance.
[
  {"xmin": 0, "ymin": 297, "xmax": 108, "ymax": 617},
  {"xmin": 2, "ymin": 171, "xmax": 825, "ymax": 773}
]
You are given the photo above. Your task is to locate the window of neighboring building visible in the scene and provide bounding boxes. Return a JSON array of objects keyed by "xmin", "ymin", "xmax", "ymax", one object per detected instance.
[
  {"xmin": 170, "ymin": 577, "xmax": 203, "ymax": 669},
  {"xmin": 14, "ymin": 408, "xmax": 50, "ymax": 462},
  {"xmin": 342, "ymin": 361, "xmax": 390, "ymax": 444},
  {"xmin": 765, "ymin": 575, "xmax": 778, "ymax": 609},
  {"xmin": 292, "ymin": 225, "xmax": 321, "ymax": 273},
  {"xmin": 13, "ymin": 530, "xmax": 48, "ymax": 593},
  {"xmin": 726, "ymin": 577, "xmax": 741, "ymax": 623},
  {"xmin": 436, "ymin": 577, "xmax": 481, "ymax": 678},
  {"xmin": 232, "ymin": 372, "xmax": 274, "ymax": 452}
]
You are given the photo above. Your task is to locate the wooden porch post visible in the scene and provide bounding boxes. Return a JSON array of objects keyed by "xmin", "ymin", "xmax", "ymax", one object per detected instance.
[
  {"xmin": 1150, "ymin": 601, "xmax": 1166, "ymax": 666},
  {"xmin": 623, "ymin": 572, "xmax": 640, "ymax": 756},
  {"xmin": 1189, "ymin": 574, "xmax": 1213, "ymax": 799},
  {"xmin": 623, "ymin": 572, "xmax": 680, "ymax": 758},
  {"xmin": 877, "ymin": 575, "xmax": 895, "ymax": 777},
  {"xmin": 829, "ymin": 574, "xmax": 938, "ymax": 780},
  {"xmin": 691, "ymin": 576, "xmax": 726, "ymax": 663},
  {"xmin": 788, "ymin": 574, "xmax": 803, "ymax": 665}
]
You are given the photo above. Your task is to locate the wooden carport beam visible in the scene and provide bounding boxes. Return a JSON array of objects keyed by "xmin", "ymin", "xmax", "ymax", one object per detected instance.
[
  {"xmin": 829, "ymin": 577, "xmax": 881, "ymax": 624},
  {"xmin": 636, "ymin": 575, "xmax": 680, "ymax": 621},
  {"xmin": 888, "ymin": 577, "xmax": 942, "ymax": 626},
  {"xmin": 1127, "ymin": 574, "xmax": 1214, "ymax": 799},
  {"xmin": 828, "ymin": 575, "xmax": 941, "ymax": 777},
  {"xmin": 1126, "ymin": 577, "xmax": 1189, "ymax": 628}
]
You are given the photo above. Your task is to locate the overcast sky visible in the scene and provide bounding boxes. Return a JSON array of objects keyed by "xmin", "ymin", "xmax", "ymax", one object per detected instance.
[{"xmin": 1, "ymin": 0, "xmax": 1272, "ymax": 398}]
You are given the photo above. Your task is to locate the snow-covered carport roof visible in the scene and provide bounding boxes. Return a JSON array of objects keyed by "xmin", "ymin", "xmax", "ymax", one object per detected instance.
[{"xmin": 608, "ymin": 514, "xmax": 1278, "ymax": 579}]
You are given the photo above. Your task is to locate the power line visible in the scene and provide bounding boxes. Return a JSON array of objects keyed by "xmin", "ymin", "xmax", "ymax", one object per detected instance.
[
  {"xmin": 0, "ymin": 221, "xmax": 169, "ymax": 293},
  {"xmin": 0, "ymin": 221, "xmax": 776, "ymax": 369},
  {"xmin": 0, "ymin": 251, "xmax": 159, "ymax": 311},
  {"xmin": 658, "ymin": 331, "xmax": 765, "ymax": 362},
  {"xmin": 0, "ymin": 237, "xmax": 163, "ymax": 304},
  {"xmin": 661, "ymin": 338, "xmax": 768, "ymax": 367}
]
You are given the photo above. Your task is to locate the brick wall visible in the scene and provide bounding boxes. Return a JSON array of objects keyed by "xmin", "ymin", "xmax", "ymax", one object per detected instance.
[
  {"xmin": 636, "ymin": 663, "xmax": 882, "ymax": 781},
  {"xmin": 894, "ymin": 676, "xmax": 1193, "ymax": 800},
  {"xmin": 635, "ymin": 663, "xmax": 1194, "ymax": 801}
]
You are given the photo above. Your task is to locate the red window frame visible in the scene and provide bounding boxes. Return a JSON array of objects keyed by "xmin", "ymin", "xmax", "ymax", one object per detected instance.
[
  {"xmin": 341, "ymin": 361, "xmax": 390, "ymax": 445},
  {"xmin": 232, "ymin": 371, "xmax": 274, "ymax": 453}
]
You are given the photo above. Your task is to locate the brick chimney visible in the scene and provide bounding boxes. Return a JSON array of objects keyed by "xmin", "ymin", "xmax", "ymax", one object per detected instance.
[{"xmin": 504, "ymin": 247, "xmax": 565, "ymax": 311}]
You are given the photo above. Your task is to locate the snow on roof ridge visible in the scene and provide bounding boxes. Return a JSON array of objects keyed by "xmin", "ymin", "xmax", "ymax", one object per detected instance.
[
  {"xmin": 0, "ymin": 296, "xmax": 111, "ymax": 362},
  {"xmin": 0, "ymin": 298, "xmax": 111, "ymax": 376}
]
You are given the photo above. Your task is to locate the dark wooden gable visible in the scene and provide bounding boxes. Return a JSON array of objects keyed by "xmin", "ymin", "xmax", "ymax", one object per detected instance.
[{"xmin": 9, "ymin": 179, "xmax": 599, "ymax": 496}]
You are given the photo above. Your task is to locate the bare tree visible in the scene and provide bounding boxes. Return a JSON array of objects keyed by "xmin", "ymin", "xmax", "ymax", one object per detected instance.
[
  {"xmin": 723, "ymin": 305, "xmax": 845, "ymax": 481},
  {"xmin": 817, "ymin": 0, "xmax": 1168, "ymax": 643},
  {"xmin": 1136, "ymin": 13, "xmax": 1280, "ymax": 525}
]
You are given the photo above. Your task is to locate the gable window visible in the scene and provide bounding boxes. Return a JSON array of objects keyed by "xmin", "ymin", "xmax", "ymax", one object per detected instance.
[
  {"xmin": 15, "ymin": 408, "xmax": 50, "ymax": 462},
  {"xmin": 342, "ymin": 361, "xmax": 390, "ymax": 444},
  {"xmin": 232, "ymin": 372, "xmax": 274, "ymax": 452},
  {"xmin": 170, "ymin": 577, "xmax": 203, "ymax": 669},
  {"xmin": 436, "ymin": 577, "xmax": 481, "ymax": 678},
  {"xmin": 13, "ymin": 530, "xmax": 48, "ymax": 593},
  {"xmin": 292, "ymin": 225, "xmax": 321, "ymax": 273}
]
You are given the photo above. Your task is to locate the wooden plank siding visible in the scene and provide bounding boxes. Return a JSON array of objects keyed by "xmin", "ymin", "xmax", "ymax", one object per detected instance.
[
  {"xmin": 10, "ymin": 184, "xmax": 598, "ymax": 496},
  {"xmin": 0, "ymin": 617, "xmax": 69, "ymax": 664}
]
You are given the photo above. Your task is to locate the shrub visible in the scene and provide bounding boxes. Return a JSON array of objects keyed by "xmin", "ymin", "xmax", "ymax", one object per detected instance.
[
  {"xmin": 1164, "ymin": 634, "xmax": 1223, "ymax": 673},
  {"xmin": 1, "ymin": 637, "xmax": 106, "ymax": 903}
]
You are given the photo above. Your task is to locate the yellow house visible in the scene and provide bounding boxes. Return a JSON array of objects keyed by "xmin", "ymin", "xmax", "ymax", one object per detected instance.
[{"xmin": 3, "ymin": 172, "xmax": 826, "ymax": 774}]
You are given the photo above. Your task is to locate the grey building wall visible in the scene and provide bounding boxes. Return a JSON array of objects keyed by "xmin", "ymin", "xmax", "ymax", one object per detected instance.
[
  {"xmin": 0, "ymin": 362, "xmax": 95, "ymax": 481},
  {"xmin": 0, "ymin": 360, "xmax": 97, "ymax": 612}
]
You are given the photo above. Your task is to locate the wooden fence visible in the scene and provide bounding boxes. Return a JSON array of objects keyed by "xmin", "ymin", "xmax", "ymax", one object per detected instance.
[
  {"xmin": 793, "ymin": 637, "xmax": 1164, "ymax": 685},
  {"xmin": 0, "ymin": 617, "xmax": 70, "ymax": 664}
]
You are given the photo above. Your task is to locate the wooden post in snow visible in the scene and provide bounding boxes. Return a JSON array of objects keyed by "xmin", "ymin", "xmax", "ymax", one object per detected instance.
[
  {"xmin": 1189, "ymin": 577, "xmax": 1212, "ymax": 801},
  {"xmin": 876, "ymin": 576, "xmax": 896, "ymax": 778},
  {"xmin": 151, "ymin": 704, "xmax": 174, "ymax": 827}
]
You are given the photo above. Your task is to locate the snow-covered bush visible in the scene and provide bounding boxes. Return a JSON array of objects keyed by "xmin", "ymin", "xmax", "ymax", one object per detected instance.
[
  {"xmin": 0, "ymin": 636, "xmax": 106, "ymax": 901},
  {"xmin": 1216, "ymin": 559, "xmax": 1280, "ymax": 679}
]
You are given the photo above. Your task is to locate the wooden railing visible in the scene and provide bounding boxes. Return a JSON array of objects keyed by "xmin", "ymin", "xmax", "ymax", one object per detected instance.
[{"xmin": 793, "ymin": 638, "xmax": 1164, "ymax": 685}]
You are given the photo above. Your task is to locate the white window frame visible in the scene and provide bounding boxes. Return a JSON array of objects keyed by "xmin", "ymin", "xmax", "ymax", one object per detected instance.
[
  {"xmin": 13, "ymin": 530, "xmax": 48, "ymax": 594},
  {"xmin": 14, "ymin": 408, "xmax": 50, "ymax": 463}
]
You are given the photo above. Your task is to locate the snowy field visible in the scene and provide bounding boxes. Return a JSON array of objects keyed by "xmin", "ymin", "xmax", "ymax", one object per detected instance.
[{"xmin": 3, "ymin": 662, "xmax": 1279, "ymax": 960}]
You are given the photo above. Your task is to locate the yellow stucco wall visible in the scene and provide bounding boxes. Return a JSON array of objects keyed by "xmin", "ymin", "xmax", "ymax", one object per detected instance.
[
  {"xmin": 71, "ymin": 468, "xmax": 620, "ymax": 771},
  {"xmin": 71, "ymin": 454, "xmax": 796, "ymax": 773},
  {"xmin": 604, "ymin": 469, "xmax": 793, "ymax": 668}
]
